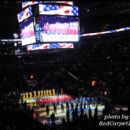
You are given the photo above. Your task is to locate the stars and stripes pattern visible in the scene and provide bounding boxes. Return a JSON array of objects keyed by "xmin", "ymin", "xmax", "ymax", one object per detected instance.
[
  {"xmin": 27, "ymin": 43, "xmax": 74, "ymax": 50},
  {"xmin": 17, "ymin": 6, "xmax": 32, "ymax": 23},
  {"xmin": 39, "ymin": 4, "xmax": 78, "ymax": 16},
  {"xmin": 22, "ymin": 1, "xmax": 39, "ymax": 9},
  {"xmin": 22, "ymin": 1, "xmax": 74, "ymax": 9}
]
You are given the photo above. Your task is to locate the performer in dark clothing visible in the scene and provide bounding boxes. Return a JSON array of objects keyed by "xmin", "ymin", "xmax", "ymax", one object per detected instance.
[
  {"xmin": 66, "ymin": 101, "xmax": 69, "ymax": 110},
  {"xmin": 53, "ymin": 103, "xmax": 57, "ymax": 113},
  {"xmin": 51, "ymin": 113, "xmax": 55, "ymax": 125},
  {"xmin": 66, "ymin": 109, "xmax": 70, "ymax": 122},
  {"xmin": 71, "ymin": 102, "xmax": 74, "ymax": 111},
  {"xmin": 84, "ymin": 102, "xmax": 87, "ymax": 109},
  {"xmin": 61, "ymin": 103, "xmax": 64, "ymax": 112},
  {"xmin": 46, "ymin": 105, "xmax": 49, "ymax": 115}
]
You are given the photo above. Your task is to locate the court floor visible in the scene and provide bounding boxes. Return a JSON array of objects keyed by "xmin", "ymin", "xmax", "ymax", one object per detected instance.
[{"xmin": 33, "ymin": 103, "xmax": 105, "ymax": 125}]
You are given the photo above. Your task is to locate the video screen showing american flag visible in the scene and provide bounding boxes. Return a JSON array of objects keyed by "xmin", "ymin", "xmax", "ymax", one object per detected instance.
[
  {"xmin": 22, "ymin": 1, "xmax": 74, "ymax": 9},
  {"xmin": 17, "ymin": 6, "xmax": 33, "ymax": 23},
  {"xmin": 20, "ymin": 18, "xmax": 36, "ymax": 46},
  {"xmin": 22, "ymin": 1, "xmax": 40, "ymax": 9},
  {"xmin": 39, "ymin": 4, "xmax": 78, "ymax": 16},
  {"xmin": 39, "ymin": 16, "xmax": 79, "ymax": 42},
  {"xmin": 50, "ymin": 1, "xmax": 73, "ymax": 6},
  {"xmin": 27, "ymin": 43, "xmax": 74, "ymax": 50}
]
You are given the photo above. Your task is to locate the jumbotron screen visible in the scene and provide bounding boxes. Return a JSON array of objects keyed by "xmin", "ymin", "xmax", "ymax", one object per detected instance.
[
  {"xmin": 27, "ymin": 43, "xmax": 74, "ymax": 50},
  {"xmin": 39, "ymin": 4, "xmax": 78, "ymax": 16},
  {"xmin": 17, "ymin": 6, "xmax": 33, "ymax": 23},
  {"xmin": 39, "ymin": 16, "xmax": 79, "ymax": 42},
  {"xmin": 19, "ymin": 18, "xmax": 36, "ymax": 46},
  {"xmin": 22, "ymin": 1, "xmax": 74, "ymax": 9}
]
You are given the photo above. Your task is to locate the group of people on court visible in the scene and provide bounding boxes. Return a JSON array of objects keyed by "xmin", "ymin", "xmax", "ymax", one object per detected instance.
[{"xmin": 45, "ymin": 97, "xmax": 103, "ymax": 115}]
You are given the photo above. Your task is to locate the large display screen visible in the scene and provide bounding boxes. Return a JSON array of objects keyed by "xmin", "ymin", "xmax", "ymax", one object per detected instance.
[
  {"xmin": 17, "ymin": 6, "xmax": 33, "ymax": 23},
  {"xmin": 27, "ymin": 43, "xmax": 74, "ymax": 50},
  {"xmin": 39, "ymin": 16, "xmax": 79, "ymax": 42},
  {"xmin": 19, "ymin": 18, "xmax": 36, "ymax": 46},
  {"xmin": 22, "ymin": 1, "xmax": 73, "ymax": 9},
  {"xmin": 39, "ymin": 4, "xmax": 78, "ymax": 16},
  {"xmin": 22, "ymin": 1, "xmax": 39, "ymax": 9},
  {"xmin": 43, "ymin": 1, "xmax": 73, "ymax": 6}
]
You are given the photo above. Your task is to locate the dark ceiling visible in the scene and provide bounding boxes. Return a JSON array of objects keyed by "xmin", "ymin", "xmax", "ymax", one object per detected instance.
[
  {"xmin": 0, "ymin": 1, "xmax": 21, "ymax": 38},
  {"xmin": 0, "ymin": 1, "xmax": 130, "ymax": 38}
]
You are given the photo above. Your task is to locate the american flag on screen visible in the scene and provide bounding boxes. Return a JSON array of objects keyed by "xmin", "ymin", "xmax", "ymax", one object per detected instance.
[
  {"xmin": 22, "ymin": 1, "xmax": 39, "ymax": 9},
  {"xmin": 39, "ymin": 4, "xmax": 78, "ymax": 16},
  {"xmin": 52, "ymin": 1, "xmax": 73, "ymax": 6},
  {"xmin": 18, "ymin": 6, "xmax": 32, "ymax": 23},
  {"xmin": 27, "ymin": 43, "xmax": 74, "ymax": 50}
]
